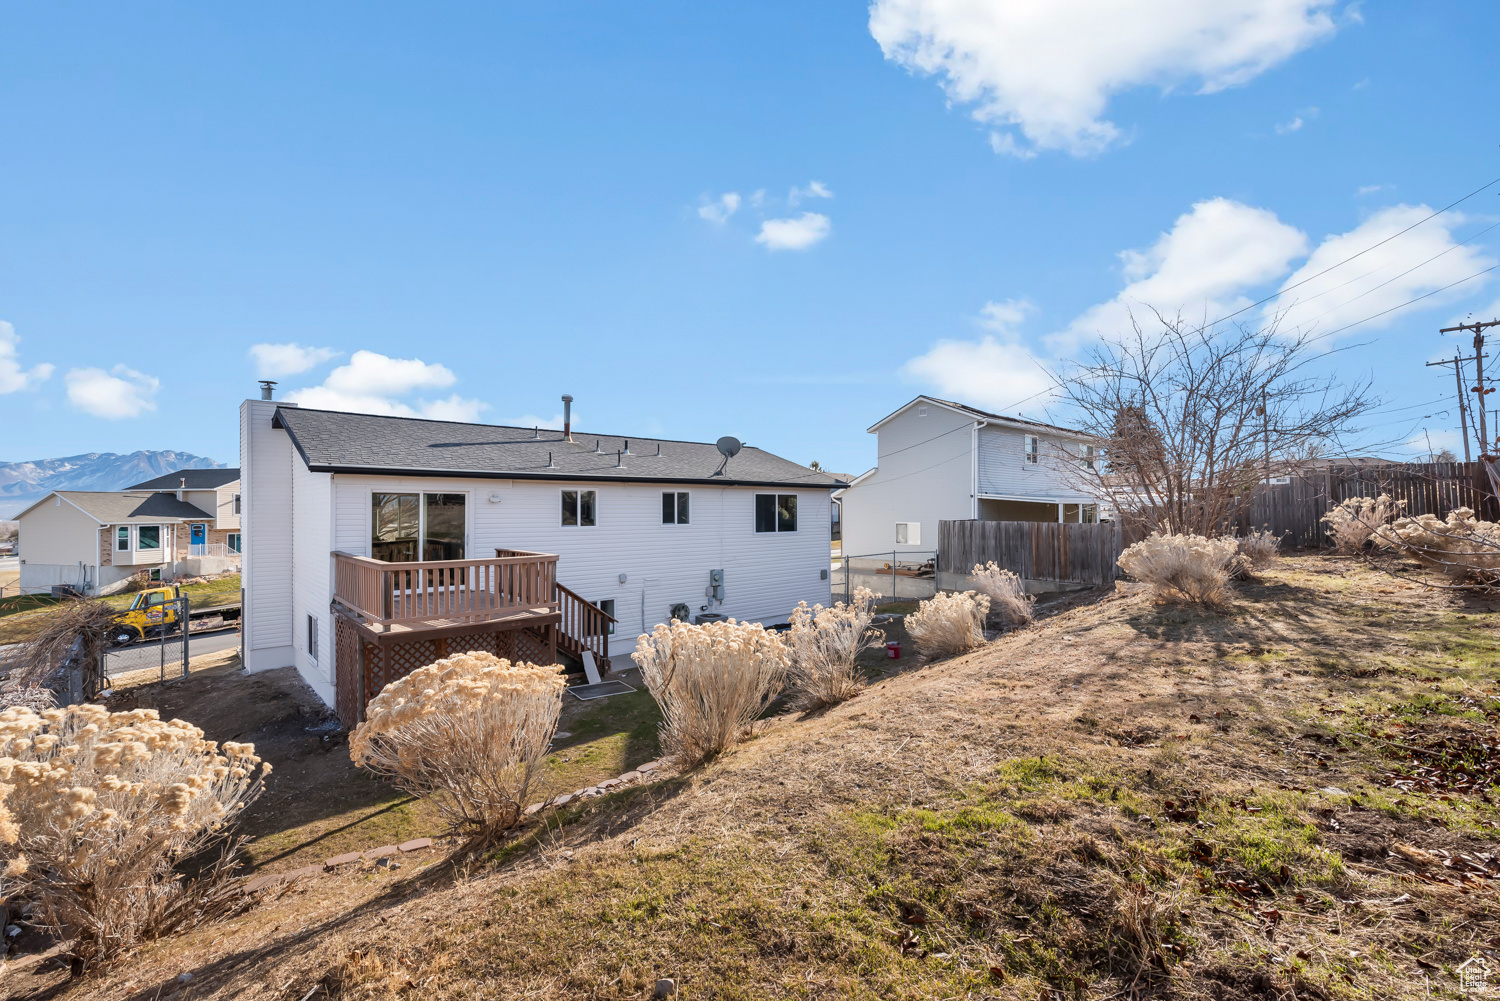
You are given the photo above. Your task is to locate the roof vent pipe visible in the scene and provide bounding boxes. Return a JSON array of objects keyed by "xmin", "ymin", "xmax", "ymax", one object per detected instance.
[
  {"xmin": 562, "ymin": 395, "xmax": 573, "ymax": 442},
  {"xmin": 177, "ymin": 477, "xmax": 186, "ymax": 501},
  {"xmin": 623, "ymin": 439, "xmax": 630, "ymax": 455},
  {"xmin": 616, "ymin": 450, "xmax": 624, "ymax": 468},
  {"xmin": 259, "ymin": 380, "xmax": 277, "ymax": 400}
]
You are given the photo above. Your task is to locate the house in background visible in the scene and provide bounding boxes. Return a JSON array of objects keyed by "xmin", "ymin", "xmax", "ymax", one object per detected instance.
[
  {"xmin": 836, "ymin": 396, "xmax": 1101, "ymax": 561},
  {"xmin": 239, "ymin": 394, "xmax": 840, "ymax": 721},
  {"xmin": 14, "ymin": 469, "xmax": 241, "ymax": 594}
]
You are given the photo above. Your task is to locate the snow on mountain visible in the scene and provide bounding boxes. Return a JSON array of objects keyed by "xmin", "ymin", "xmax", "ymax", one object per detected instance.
[{"xmin": 0, "ymin": 451, "xmax": 226, "ymax": 517}]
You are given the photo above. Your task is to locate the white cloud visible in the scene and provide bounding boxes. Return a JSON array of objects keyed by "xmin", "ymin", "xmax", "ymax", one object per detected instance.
[
  {"xmin": 697, "ymin": 192, "xmax": 741, "ymax": 225},
  {"xmin": 755, "ymin": 212, "xmax": 832, "ymax": 252},
  {"xmin": 903, "ymin": 336, "xmax": 1055, "ymax": 413},
  {"xmin": 65, "ymin": 365, "xmax": 159, "ymax": 419},
  {"xmin": 788, "ymin": 180, "xmax": 833, "ymax": 205},
  {"xmin": 1274, "ymin": 106, "xmax": 1318, "ymax": 134},
  {"xmin": 1266, "ymin": 205, "xmax": 1497, "ymax": 339},
  {"xmin": 1048, "ymin": 197, "xmax": 1308, "ymax": 352},
  {"xmin": 1356, "ymin": 183, "xmax": 1391, "ymax": 197},
  {"xmin": 284, "ymin": 350, "xmax": 487, "ymax": 422},
  {"xmin": 248, "ymin": 342, "xmax": 341, "ymax": 379},
  {"xmin": 869, "ymin": 0, "xmax": 1338, "ymax": 156},
  {"xmin": 0, "ymin": 321, "xmax": 54, "ymax": 394},
  {"xmin": 977, "ymin": 298, "xmax": 1035, "ymax": 334}
]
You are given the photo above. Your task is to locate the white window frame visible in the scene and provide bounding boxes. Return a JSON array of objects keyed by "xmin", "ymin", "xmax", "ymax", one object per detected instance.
[
  {"xmin": 561, "ymin": 489, "xmax": 597, "ymax": 528},
  {"xmin": 1024, "ymin": 435, "xmax": 1039, "ymax": 464},
  {"xmin": 1079, "ymin": 443, "xmax": 1096, "ymax": 470},
  {"xmin": 368, "ymin": 491, "xmax": 471, "ymax": 561},
  {"xmin": 895, "ymin": 522, "xmax": 921, "ymax": 546},
  {"xmin": 136, "ymin": 524, "xmax": 162, "ymax": 552},
  {"xmin": 307, "ymin": 614, "xmax": 319, "ymax": 664},
  {"xmin": 226, "ymin": 533, "xmax": 242, "ymax": 554},
  {"xmin": 116, "ymin": 526, "xmax": 130, "ymax": 551},
  {"xmin": 233, "ymin": 492, "xmax": 241, "ymax": 515},
  {"xmin": 661, "ymin": 491, "xmax": 690, "ymax": 525}
]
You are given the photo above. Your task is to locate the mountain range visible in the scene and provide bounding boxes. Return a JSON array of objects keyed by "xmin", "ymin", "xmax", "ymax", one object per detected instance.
[{"xmin": 0, "ymin": 451, "xmax": 227, "ymax": 518}]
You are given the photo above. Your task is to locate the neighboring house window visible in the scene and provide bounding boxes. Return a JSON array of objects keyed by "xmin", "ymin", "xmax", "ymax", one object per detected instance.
[
  {"xmin": 896, "ymin": 522, "xmax": 921, "ymax": 545},
  {"xmin": 1025, "ymin": 436, "xmax": 1039, "ymax": 463},
  {"xmin": 148, "ymin": 568, "xmax": 162, "ymax": 582},
  {"xmin": 1082, "ymin": 505, "xmax": 1098, "ymax": 524},
  {"xmin": 233, "ymin": 492, "xmax": 241, "ymax": 515},
  {"xmin": 137, "ymin": 525, "xmax": 161, "ymax": 551},
  {"xmin": 227, "ymin": 533, "xmax": 242, "ymax": 554},
  {"xmin": 1079, "ymin": 444, "xmax": 1096, "ymax": 469},
  {"xmin": 561, "ymin": 490, "xmax": 597, "ymax": 527},
  {"xmin": 116, "ymin": 526, "xmax": 130, "ymax": 551},
  {"xmin": 307, "ymin": 614, "xmax": 319, "ymax": 664},
  {"xmin": 755, "ymin": 494, "xmax": 798, "ymax": 533},
  {"xmin": 371, "ymin": 492, "xmax": 466, "ymax": 561},
  {"xmin": 593, "ymin": 598, "xmax": 616, "ymax": 635},
  {"xmin": 661, "ymin": 491, "xmax": 689, "ymax": 525}
]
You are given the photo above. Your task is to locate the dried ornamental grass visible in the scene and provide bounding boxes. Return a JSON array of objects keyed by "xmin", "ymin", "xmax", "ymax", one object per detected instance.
[
  {"xmin": 1374, "ymin": 507, "xmax": 1500, "ymax": 584},
  {"xmin": 1321, "ymin": 494, "xmax": 1404, "ymax": 553},
  {"xmin": 1117, "ymin": 532, "xmax": 1239, "ymax": 607},
  {"xmin": 971, "ymin": 562, "xmax": 1035, "ymax": 627},
  {"xmin": 1236, "ymin": 528, "xmax": 1281, "ymax": 569},
  {"xmin": 785, "ymin": 587, "xmax": 882, "ymax": 711},
  {"xmin": 349, "ymin": 652, "xmax": 567, "ymax": 840},
  {"xmin": 0, "ymin": 704, "xmax": 268, "ymax": 966},
  {"xmin": 905, "ymin": 591, "xmax": 990, "ymax": 658},
  {"xmin": 632, "ymin": 619, "xmax": 788, "ymax": 767}
]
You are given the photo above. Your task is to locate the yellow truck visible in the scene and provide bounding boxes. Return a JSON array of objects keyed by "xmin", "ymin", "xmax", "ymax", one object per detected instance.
[{"xmin": 110, "ymin": 585, "xmax": 240, "ymax": 646}]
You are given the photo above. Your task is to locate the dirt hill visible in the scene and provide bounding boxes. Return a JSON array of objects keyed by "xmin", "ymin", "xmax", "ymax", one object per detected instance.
[{"xmin": 13, "ymin": 555, "xmax": 1500, "ymax": 1000}]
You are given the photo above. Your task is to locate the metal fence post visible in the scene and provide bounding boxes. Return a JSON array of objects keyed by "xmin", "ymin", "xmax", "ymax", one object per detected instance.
[{"xmin": 181, "ymin": 596, "xmax": 190, "ymax": 678}]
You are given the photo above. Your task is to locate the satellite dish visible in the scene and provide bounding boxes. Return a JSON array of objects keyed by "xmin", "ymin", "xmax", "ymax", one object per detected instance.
[{"xmin": 716, "ymin": 436, "xmax": 743, "ymax": 459}]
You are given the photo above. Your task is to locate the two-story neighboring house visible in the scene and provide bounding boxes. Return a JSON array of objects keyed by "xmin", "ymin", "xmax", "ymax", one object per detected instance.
[
  {"xmin": 239, "ymin": 394, "xmax": 841, "ymax": 722},
  {"xmin": 14, "ymin": 468, "xmax": 241, "ymax": 594},
  {"xmin": 836, "ymin": 396, "xmax": 1101, "ymax": 560}
]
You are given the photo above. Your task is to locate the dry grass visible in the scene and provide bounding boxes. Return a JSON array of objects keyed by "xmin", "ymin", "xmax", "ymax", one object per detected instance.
[
  {"xmin": 349, "ymin": 653, "xmax": 567, "ymax": 840},
  {"xmin": 1322, "ymin": 493, "xmax": 1405, "ymax": 553},
  {"xmin": 784, "ymin": 587, "xmax": 883, "ymax": 711},
  {"xmin": 633, "ymin": 619, "xmax": 787, "ymax": 767},
  {"xmin": 905, "ymin": 590, "xmax": 989, "ymax": 657},
  {"xmin": 25, "ymin": 556, "xmax": 1500, "ymax": 1000},
  {"xmin": 1117, "ymin": 531, "xmax": 1238, "ymax": 607},
  {"xmin": 971, "ymin": 561, "xmax": 1036, "ymax": 627}
]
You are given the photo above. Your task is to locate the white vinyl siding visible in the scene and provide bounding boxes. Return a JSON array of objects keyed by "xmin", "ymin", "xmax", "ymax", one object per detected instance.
[
  {"xmin": 331, "ymin": 475, "xmax": 832, "ymax": 659},
  {"xmin": 977, "ymin": 425, "xmax": 1087, "ymax": 499},
  {"xmin": 290, "ymin": 457, "xmax": 333, "ymax": 698},
  {"xmin": 240, "ymin": 399, "xmax": 297, "ymax": 676}
]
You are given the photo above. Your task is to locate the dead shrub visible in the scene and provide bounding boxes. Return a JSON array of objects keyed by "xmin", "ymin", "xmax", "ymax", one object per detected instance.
[
  {"xmin": 905, "ymin": 591, "xmax": 990, "ymax": 658},
  {"xmin": 1236, "ymin": 528, "xmax": 1281, "ymax": 569},
  {"xmin": 971, "ymin": 562, "xmax": 1035, "ymax": 627},
  {"xmin": 633, "ymin": 619, "xmax": 787, "ymax": 767},
  {"xmin": 19, "ymin": 598, "xmax": 117, "ymax": 694},
  {"xmin": 1108, "ymin": 880, "xmax": 1178, "ymax": 978},
  {"xmin": 349, "ymin": 652, "xmax": 566, "ymax": 840},
  {"xmin": 1374, "ymin": 507, "xmax": 1500, "ymax": 585},
  {"xmin": 785, "ymin": 586, "xmax": 882, "ymax": 711},
  {"xmin": 1321, "ymin": 494, "xmax": 1404, "ymax": 553},
  {"xmin": 1117, "ymin": 532, "xmax": 1238, "ymax": 607},
  {"xmin": 0, "ymin": 704, "xmax": 268, "ymax": 967}
]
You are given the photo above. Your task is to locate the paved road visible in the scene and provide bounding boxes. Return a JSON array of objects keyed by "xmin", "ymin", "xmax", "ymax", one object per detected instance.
[{"xmin": 0, "ymin": 627, "xmax": 239, "ymax": 663}]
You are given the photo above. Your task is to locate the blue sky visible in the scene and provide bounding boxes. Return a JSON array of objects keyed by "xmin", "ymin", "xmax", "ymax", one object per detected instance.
[{"xmin": 2, "ymin": 2, "xmax": 1498, "ymax": 473}]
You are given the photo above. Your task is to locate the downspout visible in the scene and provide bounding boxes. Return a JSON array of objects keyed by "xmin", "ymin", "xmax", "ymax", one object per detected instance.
[{"xmin": 971, "ymin": 421, "xmax": 985, "ymax": 519}]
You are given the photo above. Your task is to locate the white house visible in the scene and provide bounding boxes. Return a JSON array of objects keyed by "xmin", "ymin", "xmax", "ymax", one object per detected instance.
[
  {"xmin": 14, "ymin": 469, "xmax": 241, "ymax": 594},
  {"xmin": 836, "ymin": 396, "xmax": 1101, "ymax": 561},
  {"xmin": 239, "ymin": 395, "xmax": 840, "ymax": 720}
]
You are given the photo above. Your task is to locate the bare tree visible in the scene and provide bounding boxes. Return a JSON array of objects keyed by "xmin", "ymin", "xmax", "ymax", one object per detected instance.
[{"xmin": 1056, "ymin": 310, "xmax": 1377, "ymax": 537}]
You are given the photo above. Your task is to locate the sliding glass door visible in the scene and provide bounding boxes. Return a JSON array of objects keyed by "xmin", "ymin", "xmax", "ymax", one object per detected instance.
[{"xmin": 371, "ymin": 492, "xmax": 466, "ymax": 562}]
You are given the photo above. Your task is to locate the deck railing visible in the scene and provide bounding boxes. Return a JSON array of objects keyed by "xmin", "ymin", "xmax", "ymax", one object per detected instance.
[
  {"xmin": 333, "ymin": 549, "xmax": 560, "ymax": 625},
  {"xmin": 555, "ymin": 580, "xmax": 616, "ymax": 670}
]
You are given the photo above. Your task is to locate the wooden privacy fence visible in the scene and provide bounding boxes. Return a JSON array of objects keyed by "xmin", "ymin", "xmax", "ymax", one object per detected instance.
[
  {"xmin": 939, "ymin": 520, "xmax": 1124, "ymax": 587},
  {"xmin": 1228, "ymin": 461, "xmax": 1493, "ymax": 548}
]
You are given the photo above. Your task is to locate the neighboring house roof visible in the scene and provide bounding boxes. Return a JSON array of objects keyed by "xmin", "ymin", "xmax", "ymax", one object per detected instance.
[
  {"xmin": 271, "ymin": 408, "xmax": 844, "ymax": 489},
  {"xmin": 18, "ymin": 491, "xmax": 215, "ymax": 524},
  {"xmin": 127, "ymin": 468, "xmax": 240, "ymax": 490},
  {"xmin": 866, "ymin": 395, "xmax": 1091, "ymax": 439}
]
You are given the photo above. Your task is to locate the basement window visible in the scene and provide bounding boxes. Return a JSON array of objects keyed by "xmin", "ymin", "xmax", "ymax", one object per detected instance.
[
  {"xmin": 755, "ymin": 494, "xmax": 798, "ymax": 533},
  {"xmin": 562, "ymin": 490, "xmax": 596, "ymax": 527},
  {"xmin": 593, "ymin": 598, "xmax": 616, "ymax": 635},
  {"xmin": 307, "ymin": 614, "xmax": 319, "ymax": 664},
  {"xmin": 662, "ymin": 491, "xmax": 689, "ymax": 525}
]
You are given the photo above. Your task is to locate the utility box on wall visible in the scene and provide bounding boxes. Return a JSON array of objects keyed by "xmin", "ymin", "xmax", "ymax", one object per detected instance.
[{"xmin": 709, "ymin": 568, "xmax": 724, "ymax": 603}]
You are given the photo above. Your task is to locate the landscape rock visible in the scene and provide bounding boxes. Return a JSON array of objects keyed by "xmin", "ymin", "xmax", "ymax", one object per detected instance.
[
  {"xmin": 654, "ymin": 978, "xmax": 677, "ymax": 998},
  {"xmin": 638, "ymin": 760, "xmax": 661, "ymax": 773},
  {"xmin": 524, "ymin": 802, "xmax": 544, "ymax": 816},
  {"xmin": 398, "ymin": 838, "xmax": 433, "ymax": 852},
  {"xmin": 324, "ymin": 852, "xmax": 362, "ymax": 868},
  {"xmin": 363, "ymin": 845, "xmax": 399, "ymax": 861},
  {"xmin": 619, "ymin": 770, "xmax": 642, "ymax": 782}
]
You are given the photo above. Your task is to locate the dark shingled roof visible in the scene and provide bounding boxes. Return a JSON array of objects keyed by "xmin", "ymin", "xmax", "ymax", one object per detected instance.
[
  {"xmin": 128, "ymin": 468, "xmax": 239, "ymax": 490},
  {"xmin": 272, "ymin": 408, "xmax": 846, "ymax": 489},
  {"xmin": 47, "ymin": 491, "xmax": 215, "ymax": 523}
]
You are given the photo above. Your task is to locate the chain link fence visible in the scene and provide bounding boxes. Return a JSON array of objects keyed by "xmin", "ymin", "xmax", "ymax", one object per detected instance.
[
  {"xmin": 101, "ymin": 595, "xmax": 189, "ymax": 689},
  {"xmin": 832, "ymin": 550, "xmax": 939, "ymax": 605}
]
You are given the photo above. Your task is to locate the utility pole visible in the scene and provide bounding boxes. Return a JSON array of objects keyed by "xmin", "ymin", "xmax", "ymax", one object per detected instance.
[
  {"xmin": 1262, "ymin": 388, "xmax": 1270, "ymax": 482},
  {"xmin": 1426, "ymin": 350, "xmax": 1483, "ymax": 462},
  {"xmin": 1440, "ymin": 320, "xmax": 1500, "ymax": 456}
]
